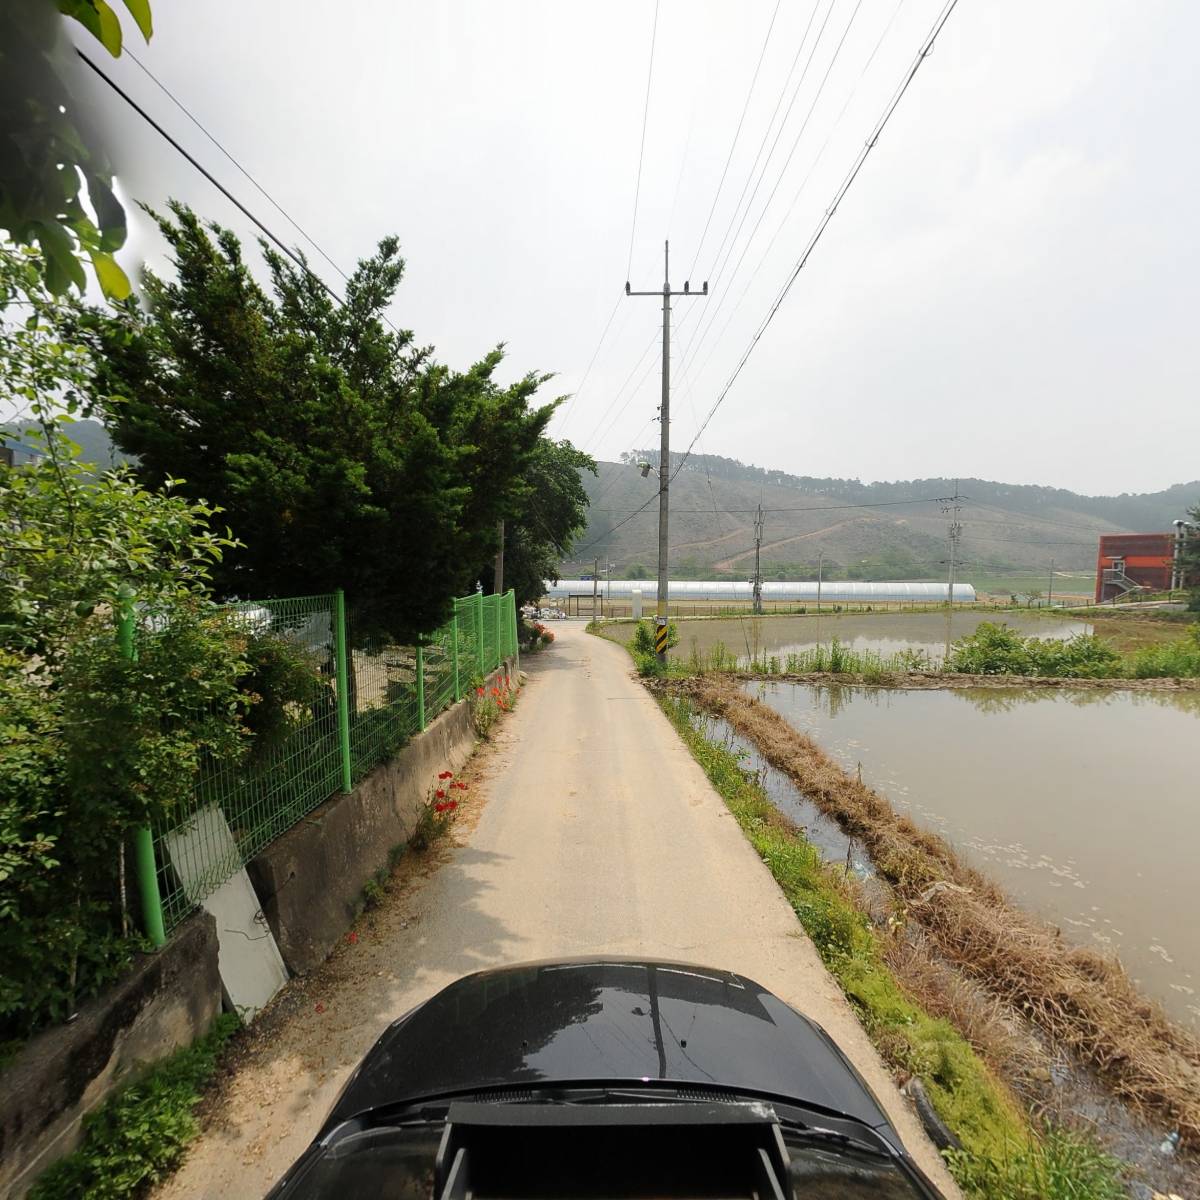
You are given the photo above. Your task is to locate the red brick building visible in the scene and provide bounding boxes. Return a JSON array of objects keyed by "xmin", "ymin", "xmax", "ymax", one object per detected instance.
[{"xmin": 1094, "ymin": 524, "xmax": 1196, "ymax": 602}]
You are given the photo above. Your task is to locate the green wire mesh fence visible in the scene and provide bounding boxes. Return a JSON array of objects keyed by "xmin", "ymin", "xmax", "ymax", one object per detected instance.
[{"xmin": 151, "ymin": 589, "xmax": 517, "ymax": 932}]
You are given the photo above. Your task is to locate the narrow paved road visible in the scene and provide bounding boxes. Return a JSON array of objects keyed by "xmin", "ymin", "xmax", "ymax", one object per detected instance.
[{"xmin": 159, "ymin": 622, "xmax": 958, "ymax": 1198}]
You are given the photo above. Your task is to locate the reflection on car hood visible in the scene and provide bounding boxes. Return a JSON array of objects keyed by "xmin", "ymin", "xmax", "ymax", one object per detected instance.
[{"xmin": 326, "ymin": 959, "xmax": 890, "ymax": 1132}]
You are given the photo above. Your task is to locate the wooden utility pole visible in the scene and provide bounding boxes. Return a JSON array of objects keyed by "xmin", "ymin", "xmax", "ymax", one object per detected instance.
[
  {"xmin": 593, "ymin": 557, "xmax": 599, "ymax": 620},
  {"xmin": 1047, "ymin": 558, "xmax": 1054, "ymax": 608},
  {"xmin": 626, "ymin": 241, "xmax": 708, "ymax": 662},
  {"xmin": 816, "ymin": 551, "xmax": 823, "ymax": 613},
  {"xmin": 493, "ymin": 520, "xmax": 505, "ymax": 595}
]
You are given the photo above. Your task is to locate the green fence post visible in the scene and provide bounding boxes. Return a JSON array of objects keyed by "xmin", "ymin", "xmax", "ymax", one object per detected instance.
[
  {"xmin": 334, "ymin": 589, "xmax": 353, "ymax": 793},
  {"xmin": 510, "ymin": 590, "xmax": 519, "ymax": 671},
  {"xmin": 451, "ymin": 607, "xmax": 461, "ymax": 702},
  {"xmin": 416, "ymin": 638, "xmax": 426, "ymax": 731},
  {"xmin": 493, "ymin": 594, "xmax": 501, "ymax": 671},
  {"xmin": 117, "ymin": 589, "xmax": 166, "ymax": 949},
  {"xmin": 475, "ymin": 591, "xmax": 485, "ymax": 676}
]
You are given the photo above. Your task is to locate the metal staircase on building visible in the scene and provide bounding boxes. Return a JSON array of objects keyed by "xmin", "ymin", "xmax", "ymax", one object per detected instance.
[{"xmin": 1102, "ymin": 568, "xmax": 1149, "ymax": 599}]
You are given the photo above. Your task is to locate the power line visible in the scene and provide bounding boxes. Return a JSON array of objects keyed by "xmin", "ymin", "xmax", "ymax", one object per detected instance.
[
  {"xmin": 555, "ymin": 293, "xmax": 624, "ymax": 435},
  {"xmin": 76, "ymin": 49, "xmax": 347, "ymax": 309},
  {"xmin": 562, "ymin": 0, "xmax": 660, "ymax": 441},
  {"xmin": 672, "ymin": 0, "xmax": 962, "ymax": 483},
  {"xmin": 572, "ymin": 492, "xmax": 661, "ymax": 557},
  {"xmin": 590, "ymin": 347, "xmax": 664, "ymax": 452},
  {"xmin": 672, "ymin": 0, "xmax": 907, "ymax": 412},
  {"xmin": 581, "ymin": 328, "xmax": 661, "ymax": 451},
  {"xmin": 703, "ymin": 0, "xmax": 852, "ymax": 314},
  {"xmin": 685, "ymin": 0, "xmax": 784, "ymax": 281},
  {"xmin": 592, "ymin": 495, "xmax": 952, "ymax": 514},
  {"xmin": 125, "ymin": 50, "xmax": 350, "ymax": 284},
  {"xmin": 676, "ymin": 0, "xmax": 866, "ymax": 386},
  {"xmin": 626, "ymin": 0, "xmax": 661, "ymax": 279}
]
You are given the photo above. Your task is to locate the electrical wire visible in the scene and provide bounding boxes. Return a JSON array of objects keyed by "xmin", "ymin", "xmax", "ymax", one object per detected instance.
[
  {"xmin": 581, "ymin": 329, "xmax": 661, "ymax": 451},
  {"xmin": 672, "ymin": 0, "xmax": 906, "ymax": 410},
  {"xmin": 592, "ymin": 495, "xmax": 952, "ymax": 514},
  {"xmin": 555, "ymin": 292, "xmax": 625, "ymax": 435},
  {"xmin": 671, "ymin": 0, "xmax": 962, "ymax": 484},
  {"xmin": 124, "ymin": 49, "xmax": 350, "ymax": 284},
  {"xmin": 626, "ymin": 0, "xmax": 661, "ymax": 279},
  {"xmin": 684, "ymin": 0, "xmax": 784, "ymax": 282},
  {"xmin": 77, "ymin": 49, "xmax": 348, "ymax": 307},
  {"xmin": 676, "ymin": 0, "xmax": 867, "ymax": 386},
  {"xmin": 585, "ymin": 347, "xmax": 663, "ymax": 457},
  {"xmin": 690, "ymin": 0, "xmax": 838, "ymax": 344}
]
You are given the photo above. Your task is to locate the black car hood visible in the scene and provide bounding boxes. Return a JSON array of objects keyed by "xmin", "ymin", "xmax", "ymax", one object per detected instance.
[{"xmin": 325, "ymin": 959, "xmax": 891, "ymax": 1132}]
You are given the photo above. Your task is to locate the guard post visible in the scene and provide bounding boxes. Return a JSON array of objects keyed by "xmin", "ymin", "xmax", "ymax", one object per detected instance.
[{"xmin": 655, "ymin": 615, "xmax": 669, "ymax": 664}]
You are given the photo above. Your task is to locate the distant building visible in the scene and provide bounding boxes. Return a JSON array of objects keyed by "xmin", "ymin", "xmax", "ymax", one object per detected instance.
[{"xmin": 1094, "ymin": 522, "xmax": 1196, "ymax": 601}]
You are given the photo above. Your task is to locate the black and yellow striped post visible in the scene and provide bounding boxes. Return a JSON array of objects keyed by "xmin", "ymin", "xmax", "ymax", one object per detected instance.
[{"xmin": 654, "ymin": 616, "xmax": 669, "ymax": 663}]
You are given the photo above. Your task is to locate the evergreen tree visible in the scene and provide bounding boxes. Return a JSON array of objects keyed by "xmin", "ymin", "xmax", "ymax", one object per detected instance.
[{"xmin": 84, "ymin": 202, "xmax": 558, "ymax": 639}]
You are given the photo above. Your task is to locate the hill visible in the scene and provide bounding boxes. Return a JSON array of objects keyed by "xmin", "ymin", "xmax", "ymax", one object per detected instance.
[
  {"xmin": 2, "ymin": 419, "xmax": 133, "ymax": 469},
  {"xmin": 566, "ymin": 452, "xmax": 1199, "ymax": 595}
]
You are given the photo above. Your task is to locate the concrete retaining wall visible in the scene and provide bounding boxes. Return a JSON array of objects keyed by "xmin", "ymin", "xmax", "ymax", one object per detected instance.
[
  {"xmin": 247, "ymin": 662, "xmax": 512, "ymax": 975},
  {"xmin": 0, "ymin": 913, "xmax": 222, "ymax": 1198}
]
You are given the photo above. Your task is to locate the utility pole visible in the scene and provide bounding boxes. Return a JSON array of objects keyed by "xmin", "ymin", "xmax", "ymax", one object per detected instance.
[
  {"xmin": 752, "ymin": 503, "xmax": 764, "ymax": 615},
  {"xmin": 816, "ymin": 551, "xmax": 823, "ymax": 613},
  {"xmin": 493, "ymin": 520, "xmax": 505, "ymax": 595},
  {"xmin": 1047, "ymin": 557, "xmax": 1054, "ymax": 608},
  {"xmin": 943, "ymin": 480, "xmax": 962, "ymax": 608},
  {"xmin": 627, "ymin": 240, "xmax": 708, "ymax": 662},
  {"xmin": 593, "ymin": 557, "xmax": 599, "ymax": 620}
]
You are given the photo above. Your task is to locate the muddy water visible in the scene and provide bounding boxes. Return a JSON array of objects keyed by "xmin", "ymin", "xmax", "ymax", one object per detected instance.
[
  {"xmin": 609, "ymin": 611, "xmax": 1091, "ymax": 666},
  {"xmin": 750, "ymin": 680, "xmax": 1200, "ymax": 1028}
]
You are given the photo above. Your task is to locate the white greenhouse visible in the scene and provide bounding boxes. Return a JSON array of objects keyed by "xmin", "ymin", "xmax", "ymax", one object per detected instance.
[{"xmin": 542, "ymin": 580, "xmax": 975, "ymax": 604}]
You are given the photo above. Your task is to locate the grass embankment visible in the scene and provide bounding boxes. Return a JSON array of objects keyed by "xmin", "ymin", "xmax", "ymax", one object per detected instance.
[
  {"xmin": 680, "ymin": 675, "xmax": 1200, "ymax": 1148},
  {"xmin": 656, "ymin": 691, "xmax": 1125, "ymax": 1199}
]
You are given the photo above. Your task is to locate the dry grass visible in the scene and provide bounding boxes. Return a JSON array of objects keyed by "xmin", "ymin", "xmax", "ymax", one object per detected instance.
[{"xmin": 681, "ymin": 675, "xmax": 1200, "ymax": 1145}]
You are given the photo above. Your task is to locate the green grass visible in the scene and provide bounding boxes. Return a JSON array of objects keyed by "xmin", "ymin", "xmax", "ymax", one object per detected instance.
[
  {"xmin": 30, "ymin": 1013, "xmax": 240, "ymax": 1199},
  {"xmin": 655, "ymin": 691, "xmax": 1126, "ymax": 1199}
]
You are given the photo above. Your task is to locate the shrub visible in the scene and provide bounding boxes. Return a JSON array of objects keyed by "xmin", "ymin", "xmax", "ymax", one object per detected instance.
[
  {"xmin": 630, "ymin": 618, "xmax": 679, "ymax": 656},
  {"xmin": 1125, "ymin": 625, "xmax": 1200, "ymax": 678},
  {"xmin": 947, "ymin": 623, "xmax": 1121, "ymax": 678}
]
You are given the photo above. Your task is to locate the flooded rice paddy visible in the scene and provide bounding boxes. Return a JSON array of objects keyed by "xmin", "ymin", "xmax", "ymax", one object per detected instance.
[
  {"xmin": 610, "ymin": 610, "xmax": 1091, "ymax": 667},
  {"xmin": 749, "ymin": 679, "xmax": 1200, "ymax": 1028}
]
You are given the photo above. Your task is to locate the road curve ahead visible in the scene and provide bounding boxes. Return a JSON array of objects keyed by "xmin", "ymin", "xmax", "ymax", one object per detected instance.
[{"xmin": 157, "ymin": 621, "xmax": 959, "ymax": 1198}]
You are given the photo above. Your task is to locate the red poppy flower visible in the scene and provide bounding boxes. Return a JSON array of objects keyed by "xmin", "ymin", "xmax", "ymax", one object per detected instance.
[
  {"xmin": 435, "ymin": 800, "xmax": 457, "ymax": 813},
  {"xmin": 476, "ymin": 686, "xmax": 485, "ymax": 696},
  {"xmin": 346, "ymin": 932, "xmax": 358, "ymax": 945},
  {"xmin": 438, "ymin": 770, "xmax": 453, "ymax": 779},
  {"xmin": 435, "ymin": 788, "xmax": 446, "ymax": 799},
  {"xmin": 315, "ymin": 1002, "xmax": 326, "ymax": 1014}
]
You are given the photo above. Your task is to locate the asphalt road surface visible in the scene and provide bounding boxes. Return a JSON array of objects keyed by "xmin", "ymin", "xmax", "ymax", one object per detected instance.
[{"xmin": 157, "ymin": 621, "xmax": 959, "ymax": 1198}]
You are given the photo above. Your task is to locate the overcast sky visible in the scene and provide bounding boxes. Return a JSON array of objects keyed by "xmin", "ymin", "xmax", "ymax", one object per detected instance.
[{"xmin": 77, "ymin": 0, "xmax": 1199, "ymax": 495}]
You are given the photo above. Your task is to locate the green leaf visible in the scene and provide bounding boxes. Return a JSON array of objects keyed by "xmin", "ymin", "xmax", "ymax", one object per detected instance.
[
  {"xmin": 94, "ymin": 0, "xmax": 124, "ymax": 56},
  {"xmin": 89, "ymin": 251, "xmax": 132, "ymax": 300},
  {"xmin": 84, "ymin": 173, "xmax": 128, "ymax": 252},
  {"xmin": 121, "ymin": 0, "xmax": 153, "ymax": 41},
  {"xmin": 33, "ymin": 222, "xmax": 87, "ymax": 294}
]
